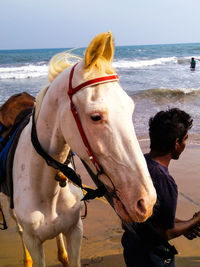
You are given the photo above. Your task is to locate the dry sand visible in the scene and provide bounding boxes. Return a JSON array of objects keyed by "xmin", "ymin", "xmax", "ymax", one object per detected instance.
[{"xmin": 0, "ymin": 140, "xmax": 200, "ymax": 266}]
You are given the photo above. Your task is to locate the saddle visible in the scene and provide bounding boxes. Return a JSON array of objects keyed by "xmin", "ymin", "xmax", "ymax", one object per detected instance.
[
  {"xmin": 0, "ymin": 92, "xmax": 35, "ymax": 210},
  {"xmin": 0, "ymin": 92, "xmax": 34, "ymax": 134}
]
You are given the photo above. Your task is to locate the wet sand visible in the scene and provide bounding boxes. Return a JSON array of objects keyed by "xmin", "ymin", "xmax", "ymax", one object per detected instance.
[{"xmin": 1, "ymin": 140, "xmax": 200, "ymax": 266}]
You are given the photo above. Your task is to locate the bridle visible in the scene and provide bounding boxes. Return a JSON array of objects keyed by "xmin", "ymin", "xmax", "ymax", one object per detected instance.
[
  {"xmin": 31, "ymin": 62, "xmax": 119, "ymax": 201},
  {"xmin": 68, "ymin": 63, "xmax": 119, "ymax": 174}
]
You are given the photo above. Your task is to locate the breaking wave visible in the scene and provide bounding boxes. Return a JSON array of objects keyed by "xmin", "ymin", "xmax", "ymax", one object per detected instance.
[
  {"xmin": 113, "ymin": 57, "xmax": 177, "ymax": 69},
  {"xmin": 0, "ymin": 63, "xmax": 48, "ymax": 79},
  {"xmin": 1, "ymin": 55, "xmax": 200, "ymax": 80},
  {"xmin": 113, "ymin": 55, "xmax": 200, "ymax": 69},
  {"xmin": 131, "ymin": 87, "xmax": 200, "ymax": 100}
]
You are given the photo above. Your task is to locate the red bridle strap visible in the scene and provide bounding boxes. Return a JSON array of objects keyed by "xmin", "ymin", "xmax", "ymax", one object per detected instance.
[
  {"xmin": 68, "ymin": 63, "xmax": 119, "ymax": 172},
  {"xmin": 68, "ymin": 63, "xmax": 119, "ymax": 95}
]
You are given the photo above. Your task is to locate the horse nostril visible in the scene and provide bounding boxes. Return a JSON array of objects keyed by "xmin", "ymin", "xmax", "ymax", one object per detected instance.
[{"xmin": 136, "ymin": 199, "xmax": 147, "ymax": 215}]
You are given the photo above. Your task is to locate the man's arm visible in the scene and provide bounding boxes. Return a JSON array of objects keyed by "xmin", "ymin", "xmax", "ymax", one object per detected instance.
[
  {"xmin": 156, "ymin": 212, "xmax": 200, "ymax": 240},
  {"xmin": 175, "ymin": 216, "xmax": 200, "ymax": 240},
  {"xmin": 166, "ymin": 213, "xmax": 200, "ymax": 240}
]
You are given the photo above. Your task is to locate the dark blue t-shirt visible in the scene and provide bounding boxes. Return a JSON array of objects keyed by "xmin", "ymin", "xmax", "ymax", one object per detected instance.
[
  {"xmin": 144, "ymin": 153, "xmax": 178, "ymax": 230},
  {"xmin": 122, "ymin": 153, "xmax": 178, "ymax": 265}
]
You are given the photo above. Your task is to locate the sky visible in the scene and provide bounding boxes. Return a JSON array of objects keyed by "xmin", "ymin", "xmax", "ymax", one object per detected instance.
[{"xmin": 1, "ymin": 0, "xmax": 200, "ymax": 50}]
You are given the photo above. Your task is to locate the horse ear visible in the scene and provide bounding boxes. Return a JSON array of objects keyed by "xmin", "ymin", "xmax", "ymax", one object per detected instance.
[
  {"xmin": 84, "ymin": 31, "xmax": 114, "ymax": 69},
  {"xmin": 102, "ymin": 31, "xmax": 114, "ymax": 63}
]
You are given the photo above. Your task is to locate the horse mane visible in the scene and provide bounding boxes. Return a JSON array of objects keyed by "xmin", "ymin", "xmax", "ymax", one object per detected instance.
[
  {"xmin": 34, "ymin": 50, "xmax": 81, "ymax": 121},
  {"xmin": 48, "ymin": 49, "xmax": 82, "ymax": 83},
  {"xmin": 48, "ymin": 49, "xmax": 115, "ymax": 83},
  {"xmin": 35, "ymin": 86, "xmax": 49, "ymax": 122}
]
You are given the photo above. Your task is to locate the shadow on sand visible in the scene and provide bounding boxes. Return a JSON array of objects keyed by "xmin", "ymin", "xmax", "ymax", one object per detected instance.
[
  {"xmin": 175, "ymin": 256, "xmax": 200, "ymax": 267},
  {"xmin": 49, "ymin": 254, "xmax": 200, "ymax": 267},
  {"xmin": 48, "ymin": 254, "xmax": 125, "ymax": 267}
]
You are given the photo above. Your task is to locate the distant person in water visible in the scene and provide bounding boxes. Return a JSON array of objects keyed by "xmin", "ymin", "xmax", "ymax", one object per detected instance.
[{"xmin": 190, "ymin": 57, "xmax": 196, "ymax": 70}]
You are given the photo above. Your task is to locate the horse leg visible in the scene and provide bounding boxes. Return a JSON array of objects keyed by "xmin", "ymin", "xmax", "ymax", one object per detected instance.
[
  {"xmin": 23, "ymin": 231, "xmax": 45, "ymax": 267},
  {"xmin": 9, "ymin": 209, "xmax": 33, "ymax": 267},
  {"xmin": 18, "ymin": 227, "xmax": 33, "ymax": 267},
  {"xmin": 56, "ymin": 233, "xmax": 69, "ymax": 266},
  {"xmin": 64, "ymin": 219, "xmax": 83, "ymax": 267}
]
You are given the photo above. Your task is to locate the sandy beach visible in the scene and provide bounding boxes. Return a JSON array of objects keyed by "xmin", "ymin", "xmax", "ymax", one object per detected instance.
[{"xmin": 1, "ymin": 140, "xmax": 200, "ymax": 267}]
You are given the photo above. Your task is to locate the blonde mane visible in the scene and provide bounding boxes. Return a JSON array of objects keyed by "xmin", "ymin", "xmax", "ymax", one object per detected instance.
[
  {"xmin": 34, "ymin": 50, "xmax": 81, "ymax": 121},
  {"xmin": 35, "ymin": 86, "xmax": 49, "ymax": 122},
  {"xmin": 48, "ymin": 48, "xmax": 115, "ymax": 83},
  {"xmin": 48, "ymin": 49, "xmax": 82, "ymax": 83}
]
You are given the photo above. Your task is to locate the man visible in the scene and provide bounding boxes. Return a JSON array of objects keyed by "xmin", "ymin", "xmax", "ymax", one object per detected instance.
[
  {"xmin": 190, "ymin": 57, "xmax": 196, "ymax": 70},
  {"xmin": 122, "ymin": 108, "xmax": 200, "ymax": 267}
]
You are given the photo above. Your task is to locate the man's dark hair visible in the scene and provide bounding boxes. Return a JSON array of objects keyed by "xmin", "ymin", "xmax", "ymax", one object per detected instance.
[{"xmin": 149, "ymin": 108, "xmax": 193, "ymax": 153}]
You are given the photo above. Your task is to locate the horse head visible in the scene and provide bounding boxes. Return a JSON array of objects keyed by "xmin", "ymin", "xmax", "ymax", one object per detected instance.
[{"xmin": 48, "ymin": 32, "xmax": 156, "ymax": 223}]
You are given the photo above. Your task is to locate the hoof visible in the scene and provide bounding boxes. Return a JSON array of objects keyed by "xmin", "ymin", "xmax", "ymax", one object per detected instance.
[
  {"xmin": 24, "ymin": 247, "xmax": 33, "ymax": 267},
  {"xmin": 25, "ymin": 258, "xmax": 33, "ymax": 267},
  {"xmin": 58, "ymin": 253, "xmax": 69, "ymax": 267}
]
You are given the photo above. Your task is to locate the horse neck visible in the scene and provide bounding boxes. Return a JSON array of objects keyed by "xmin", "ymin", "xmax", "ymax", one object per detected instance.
[{"xmin": 31, "ymin": 85, "xmax": 70, "ymax": 197}]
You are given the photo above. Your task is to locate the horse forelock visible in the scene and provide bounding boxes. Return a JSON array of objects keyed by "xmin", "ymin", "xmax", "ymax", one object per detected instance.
[{"xmin": 91, "ymin": 58, "xmax": 115, "ymax": 76}]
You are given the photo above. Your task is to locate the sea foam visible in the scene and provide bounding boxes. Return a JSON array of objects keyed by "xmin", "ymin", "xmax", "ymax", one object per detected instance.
[
  {"xmin": 113, "ymin": 57, "xmax": 177, "ymax": 69},
  {"xmin": 0, "ymin": 64, "xmax": 48, "ymax": 79}
]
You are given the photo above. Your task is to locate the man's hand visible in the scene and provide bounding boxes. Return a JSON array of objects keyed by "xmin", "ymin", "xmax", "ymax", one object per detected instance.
[
  {"xmin": 184, "ymin": 225, "xmax": 200, "ymax": 240},
  {"xmin": 184, "ymin": 212, "xmax": 200, "ymax": 240}
]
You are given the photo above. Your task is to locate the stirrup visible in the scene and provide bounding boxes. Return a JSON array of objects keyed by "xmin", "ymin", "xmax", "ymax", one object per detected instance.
[{"xmin": 0, "ymin": 207, "xmax": 8, "ymax": 230}]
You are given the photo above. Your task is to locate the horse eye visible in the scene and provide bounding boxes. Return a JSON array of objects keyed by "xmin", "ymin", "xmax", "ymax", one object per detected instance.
[{"xmin": 90, "ymin": 114, "xmax": 102, "ymax": 122}]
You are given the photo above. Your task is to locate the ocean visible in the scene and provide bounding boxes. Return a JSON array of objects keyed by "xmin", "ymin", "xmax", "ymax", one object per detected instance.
[{"xmin": 0, "ymin": 43, "xmax": 200, "ymax": 144}]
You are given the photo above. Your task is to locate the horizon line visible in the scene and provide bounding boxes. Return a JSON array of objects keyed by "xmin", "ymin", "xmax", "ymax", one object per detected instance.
[{"xmin": 1, "ymin": 41, "xmax": 200, "ymax": 52}]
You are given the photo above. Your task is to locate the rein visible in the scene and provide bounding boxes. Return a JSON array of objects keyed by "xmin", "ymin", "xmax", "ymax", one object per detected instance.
[{"xmin": 31, "ymin": 63, "xmax": 119, "ymax": 201}]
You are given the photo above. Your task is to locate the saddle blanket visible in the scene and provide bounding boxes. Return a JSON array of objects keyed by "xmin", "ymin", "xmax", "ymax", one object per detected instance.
[
  {"xmin": 0, "ymin": 92, "xmax": 35, "ymax": 181},
  {"xmin": 0, "ymin": 92, "xmax": 34, "ymax": 208},
  {"xmin": 0, "ymin": 111, "xmax": 32, "ymax": 208},
  {"xmin": 0, "ymin": 118, "xmax": 26, "ymax": 181}
]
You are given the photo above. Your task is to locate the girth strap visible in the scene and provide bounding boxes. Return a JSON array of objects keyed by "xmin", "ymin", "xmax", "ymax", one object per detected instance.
[{"xmin": 31, "ymin": 109, "xmax": 107, "ymax": 200}]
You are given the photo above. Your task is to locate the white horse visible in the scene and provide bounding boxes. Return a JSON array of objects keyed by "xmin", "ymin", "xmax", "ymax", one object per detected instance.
[{"xmin": 9, "ymin": 32, "xmax": 156, "ymax": 267}]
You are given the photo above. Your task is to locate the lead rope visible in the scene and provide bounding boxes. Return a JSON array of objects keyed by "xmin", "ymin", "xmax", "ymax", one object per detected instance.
[{"xmin": 65, "ymin": 151, "xmax": 88, "ymax": 219}]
